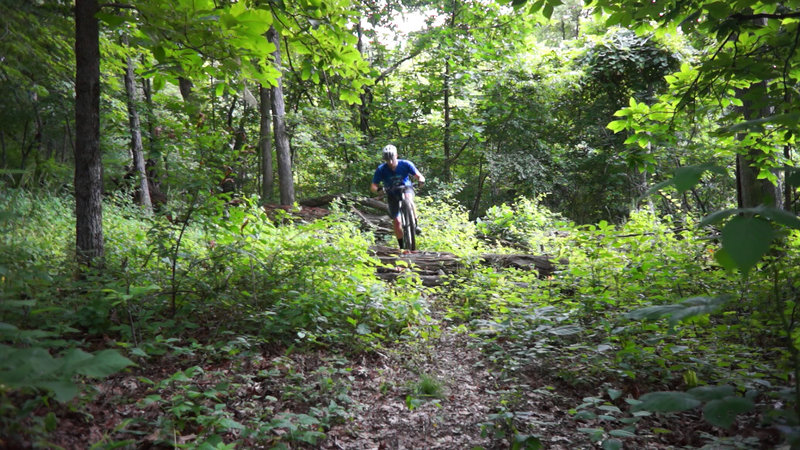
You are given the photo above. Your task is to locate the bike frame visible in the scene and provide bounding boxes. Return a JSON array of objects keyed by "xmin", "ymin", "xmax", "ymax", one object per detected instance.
[{"xmin": 385, "ymin": 185, "xmax": 417, "ymax": 251}]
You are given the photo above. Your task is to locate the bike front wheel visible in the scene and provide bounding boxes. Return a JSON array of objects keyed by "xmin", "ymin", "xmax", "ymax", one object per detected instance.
[{"xmin": 400, "ymin": 200, "xmax": 416, "ymax": 251}]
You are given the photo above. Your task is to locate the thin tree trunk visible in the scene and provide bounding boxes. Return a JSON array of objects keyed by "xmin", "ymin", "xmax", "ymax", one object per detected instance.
[
  {"xmin": 64, "ymin": 113, "xmax": 75, "ymax": 163},
  {"xmin": 141, "ymin": 73, "xmax": 157, "ymax": 156},
  {"xmin": 443, "ymin": 57, "xmax": 452, "ymax": 182},
  {"xmin": 75, "ymin": 0, "xmax": 104, "ymax": 268},
  {"xmin": 470, "ymin": 158, "xmax": 488, "ymax": 220},
  {"xmin": 356, "ymin": 21, "xmax": 371, "ymax": 137},
  {"xmin": 269, "ymin": 26, "xmax": 295, "ymax": 205},
  {"xmin": 0, "ymin": 131, "xmax": 5, "ymax": 168},
  {"xmin": 20, "ymin": 121, "xmax": 30, "ymax": 170},
  {"xmin": 259, "ymin": 85, "xmax": 274, "ymax": 203},
  {"xmin": 123, "ymin": 48, "xmax": 152, "ymax": 213},
  {"xmin": 786, "ymin": 144, "xmax": 794, "ymax": 212}
]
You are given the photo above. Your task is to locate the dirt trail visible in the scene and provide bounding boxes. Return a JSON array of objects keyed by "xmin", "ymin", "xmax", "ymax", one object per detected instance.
[
  {"xmin": 317, "ymin": 316, "xmax": 595, "ymax": 450},
  {"xmin": 322, "ymin": 328, "xmax": 496, "ymax": 449}
]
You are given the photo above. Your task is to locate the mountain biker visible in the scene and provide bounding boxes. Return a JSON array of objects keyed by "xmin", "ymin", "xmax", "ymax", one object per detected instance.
[{"xmin": 370, "ymin": 144, "xmax": 425, "ymax": 249}]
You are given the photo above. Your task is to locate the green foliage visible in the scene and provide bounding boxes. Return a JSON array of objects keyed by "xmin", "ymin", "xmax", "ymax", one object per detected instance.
[
  {"xmin": 415, "ymin": 193, "xmax": 486, "ymax": 255},
  {"xmin": 133, "ymin": 354, "xmax": 359, "ymax": 447},
  {"xmin": 476, "ymin": 195, "xmax": 572, "ymax": 251},
  {"xmin": 453, "ymin": 199, "xmax": 800, "ymax": 445},
  {"xmin": 1, "ymin": 187, "xmax": 429, "ymax": 445},
  {"xmin": 289, "ymin": 106, "xmax": 369, "ymax": 196},
  {"xmin": 410, "ymin": 373, "xmax": 445, "ymax": 399},
  {"xmin": 0, "ymin": 346, "xmax": 134, "ymax": 403},
  {"xmin": 631, "ymin": 386, "xmax": 755, "ymax": 429}
]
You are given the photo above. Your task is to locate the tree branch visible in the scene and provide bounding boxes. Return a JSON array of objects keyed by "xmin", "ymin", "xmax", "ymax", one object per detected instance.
[
  {"xmin": 99, "ymin": 2, "xmax": 136, "ymax": 9},
  {"xmin": 731, "ymin": 11, "xmax": 800, "ymax": 22}
]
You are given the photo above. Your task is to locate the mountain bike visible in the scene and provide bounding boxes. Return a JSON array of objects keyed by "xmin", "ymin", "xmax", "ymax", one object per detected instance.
[{"xmin": 385, "ymin": 184, "xmax": 418, "ymax": 251}]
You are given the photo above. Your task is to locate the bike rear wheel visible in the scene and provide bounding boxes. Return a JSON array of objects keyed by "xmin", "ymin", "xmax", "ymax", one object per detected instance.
[{"xmin": 400, "ymin": 199, "xmax": 416, "ymax": 251}]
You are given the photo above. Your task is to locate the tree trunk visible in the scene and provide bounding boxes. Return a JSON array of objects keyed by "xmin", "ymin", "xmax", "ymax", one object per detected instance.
[
  {"xmin": 259, "ymin": 85, "xmax": 274, "ymax": 203},
  {"xmin": 356, "ymin": 21, "xmax": 371, "ymax": 137},
  {"xmin": 470, "ymin": 158, "xmax": 488, "ymax": 220},
  {"xmin": 268, "ymin": 26, "xmax": 295, "ymax": 205},
  {"xmin": 178, "ymin": 77, "xmax": 193, "ymax": 103},
  {"xmin": 141, "ymin": 73, "xmax": 157, "ymax": 156},
  {"xmin": 736, "ymin": 83, "xmax": 777, "ymax": 208},
  {"xmin": 786, "ymin": 144, "xmax": 795, "ymax": 212},
  {"xmin": 74, "ymin": 0, "xmax": 104, "ymax": 268},
  {"xmin": 735, "ymin": 18, "xmax": 777, "ymax": 209},
  {"xmin": 443, "ymin": 57, "xmax": 452, "ymax": 182},
  {"xmin": 123, "ymin": 48, "xmax": 153, "ymax": 213}
]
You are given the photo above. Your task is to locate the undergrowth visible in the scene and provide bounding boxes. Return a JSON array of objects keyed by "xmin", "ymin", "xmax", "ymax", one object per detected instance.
[
  {"xmin": 0, "ymin": 189, "xmax": 427, "ymax": 447},
  {"xmin": 2, "ymin": 189, "xmax": 798, "ymax": 448},
  {"xmin": 446, "ymin": 197, "xmax": 794, "ymax": 448}
]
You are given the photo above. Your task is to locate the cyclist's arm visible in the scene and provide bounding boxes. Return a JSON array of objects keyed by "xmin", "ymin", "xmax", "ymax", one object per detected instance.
[
  {"xmin": 414, "ymin": 172, "xmax": 425, "ymax": 185},
  {"xmin": 370, "ymin": 182, "xmax": 380, "ymax": 193}
]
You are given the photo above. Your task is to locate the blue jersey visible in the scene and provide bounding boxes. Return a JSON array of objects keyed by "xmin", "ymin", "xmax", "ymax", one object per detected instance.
[{"xmin": 372, "ymin": 160, "xmax": 419, "ymax": 189}]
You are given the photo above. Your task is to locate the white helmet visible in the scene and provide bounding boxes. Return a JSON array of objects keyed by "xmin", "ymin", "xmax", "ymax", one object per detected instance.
[{"xmin": 382, "ymin": 144, "xmax": 397, "ymax": 161}]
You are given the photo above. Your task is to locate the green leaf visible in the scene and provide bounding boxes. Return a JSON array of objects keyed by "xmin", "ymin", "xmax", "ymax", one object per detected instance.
[
  {"xmin": 699, "ymin": 209, "xmax": 737, "ymax": 227},
  {"xmin": 722, "ymin": 216, "xmax": 773, "ymax": 272},
  {"xmin": 751, "ymin": 207, "xmax": 800, "ymax": 229},
  {"xmin": 96, "ymin": 12, "xmax": 127, "ymax": 27},
  {"xmin": 703, "ymin": 397, "xmax": 753, "ymax": 428},
  {"xmin": 704, "ymin": 2, "xmax": 732, "ymax": 19},
  {"xmin": 542, "ymin": 3, "xmax": 554, "ymax": 19},
  {"xmin": 74, "ymin": 350, "xmax": 135, "ymax": 378},
  {"xmin": 36, "ymin": 380, "xmax": 79, "ymax": 403},
  {"xmin": 0, "ymin": 347, "xmax": 57, "ymax": 384},
  {"xmin": 607, "ymin": 120, "xmax": 628, "ymax": 133},
  {"xmin": 671, "ymin": 164, "xmax": 726, "ymax": 193},
  {"xmin": 574, "ymin": 410, "xmax": 597, "ymax": 420},
  {"xmin": 608, "ymin": 429, "xmax": 636, "ymax": 438},
  {"xmin": 547, "ymin": 325, "xmax": 582, "ymax": 336},
  {"xmin": 217, "ymin": 417, "xmax": 245, "ymax": 430},
  {"xmin": 0, "ymin": 322, "xmax": 18, "ymax": 332},
  {"xmin": 527, "ymin": 0, "xmax": 544, "ymax": 14},
  {"xmin": 625, "ymin": 296, "xmax": 729, "ymax": 326},
  {"xmin": 687, "ymin": 385, "xmax": 735, "ymax": 402},
  {"xmin": 713, "ymin": 247, "xmax": 737, "ymax": 271},
  {"xmin": 58, "ymin": 348, "xmax": 95, "ymax": 374},
  {"xmin": 153, "ymin": 75, "xmax": 166, "ymax": 92},
  {"xmin": 602, "ymin": 439, "xmax": 623, "ymax": 450},
  {"xmin": 578, "ymin": 427, "xmax": 605, "ymax": 442},
  {"xmin": 634, "ymin": 391, "xmax": 701, "ymax": 412},
  {"xmin": 667, "ymin": 296, "xmax": 730, "ymax": 325},
  {"xmin": 512, "ymin": 433, "xmax": 542, "ymax": 450}
]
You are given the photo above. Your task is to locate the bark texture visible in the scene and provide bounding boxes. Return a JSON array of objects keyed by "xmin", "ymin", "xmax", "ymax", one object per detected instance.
[
  {"xmin": 124, "ymin": 50, "xmax": 152, "ymax": 213},
  {"xmin": 268, "ymin": 27, "xmax": 295, "ymax": 205},
  {"xmin": 74, "ymin": 0, "xmax": 104, "ymax": 267},
  {"xmin": 259, "ymin": 85, "xmax": 274, "ymax": 203}
]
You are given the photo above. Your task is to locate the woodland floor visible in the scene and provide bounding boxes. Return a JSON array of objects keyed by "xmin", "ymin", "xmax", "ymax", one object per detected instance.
[
  {"xmin": 21, "ymin": 204, "xmax": 782, "ymax": 448},
  {"xmin": 34, "ymin": 301, "xmax": 781, "ymax": 449},
  {"xmin": 40, "ymin": 317, "xmax": 597, "ymax": 449}
]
